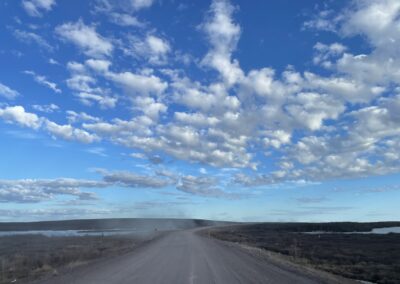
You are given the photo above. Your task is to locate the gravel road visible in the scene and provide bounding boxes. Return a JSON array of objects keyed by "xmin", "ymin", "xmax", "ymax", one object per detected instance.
[{"xmin": 39, "ymin": 229, "xmax": 351, "ymax": 284}]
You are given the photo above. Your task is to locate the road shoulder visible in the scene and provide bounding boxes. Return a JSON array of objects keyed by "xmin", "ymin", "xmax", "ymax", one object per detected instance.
[{"xmin": 198, "ymin": 228, "xmax": 357, "ymax": 284}]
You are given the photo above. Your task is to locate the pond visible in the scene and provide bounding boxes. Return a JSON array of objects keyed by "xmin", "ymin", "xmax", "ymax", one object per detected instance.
[{"xmin": 304, "ymin": 226, "xmax": 400, "ymax": 235}]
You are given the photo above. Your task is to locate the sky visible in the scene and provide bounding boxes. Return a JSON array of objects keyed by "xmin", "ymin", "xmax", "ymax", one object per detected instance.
[{"xmin": 0, "ymin": 0, "xmax": 399, "ymax": 222}]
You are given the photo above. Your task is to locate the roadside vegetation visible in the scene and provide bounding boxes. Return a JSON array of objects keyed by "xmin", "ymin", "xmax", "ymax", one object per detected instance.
[
  {"xmin": 209, "ymin": 222, "xmax": 400, "ymax": 284},
  {"xmin": 0, "ymin": 234, "xmax": 140, "ymax": 283}
]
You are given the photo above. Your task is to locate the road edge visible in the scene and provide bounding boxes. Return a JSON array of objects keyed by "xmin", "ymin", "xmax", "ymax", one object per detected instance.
[{"xmin": 197, "ymin": 227, "xmax": 358, "ymax": 284}]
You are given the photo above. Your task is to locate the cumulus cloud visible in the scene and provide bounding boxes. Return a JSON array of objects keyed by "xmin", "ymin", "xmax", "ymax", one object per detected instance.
[
  {"xmin": 22, "ymin": 0, "xmax": 56, "ymax": 17},
  {"xmin": 0, "ymin": 105, "xmax": 100, "ymax": 144},
  {"xmin": 107, "ymin": 70, "xmax": 168, "ymax": 96},
  {"xmin": 56, "ymin": 20, "xmax": 113, "ymax": 58},
  {"xmin": 313, "ymin": 42, "xmax": 347, "ymax": 68},
  {"xmin": 66, "ymin": 62, "xmax": 117, "ymax": 108},
  {"xmin": 47, "ymin": 0, "xmax": 398, "ymax": 179},
  {"xmin": 201, "ymin": 0, "xmax": 243, "ymax": 86},
  {"xmin": 0, "ymin": 106, "xmax": 42, "ymax": 129},
  {"xmin": 341, "ymin": 0, "xmax": 400, "ymax": 51},
  {"xmin": 125, "ymin": 34, "xmax": 171, "ymax": 64},
  {"xmin": 4, "ymin": 0, "xmax": 400, "ymax": 190},
  {"xmin": 44, "ymin": 120, "xmax": 99, "ymax": 143},
  {"xmin": 273, "ymin": 96, "xmax": 400, "ymax": 181},
  {"xmin": 133, "ymin": 97, "xmax": 167, "ymax": 120},
  {"xmin": 85, "ymin": 59, "xmax": 111, "ymax": 73}
]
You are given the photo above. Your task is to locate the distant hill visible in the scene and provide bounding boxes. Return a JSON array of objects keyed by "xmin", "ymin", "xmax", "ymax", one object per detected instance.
[{"xmin": 0, "ymin": 218, "xmax": 236, "ymax": 231}]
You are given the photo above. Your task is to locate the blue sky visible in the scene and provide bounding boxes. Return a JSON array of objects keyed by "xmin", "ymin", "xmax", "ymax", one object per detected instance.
[{"xmin": 0, "ymin": 0, "xmax": 400, "ymax": 222}]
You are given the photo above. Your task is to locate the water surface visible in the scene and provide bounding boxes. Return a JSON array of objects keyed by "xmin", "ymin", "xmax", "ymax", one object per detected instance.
[
  {"xmin": 0, "ymin": 229, "xmax": 153, "ymax": 237},
  {"xmin": 304, "ymin": 226, "xmax": 400, "ymax": 235}
]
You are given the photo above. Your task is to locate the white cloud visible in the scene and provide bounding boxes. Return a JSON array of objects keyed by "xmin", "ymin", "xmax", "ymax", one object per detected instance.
[
  {"xmin": 66, "ymin": 74, "xmax": 96, "ymax": 93},
  {"xmin": 95, "ymin": 0, "xmax": 154, "ymax": 12},
  {"xmin": 56, "ymin": 20, "xmax": 113, "ymax": 58},
  {"xmin": 22, "ymin": 0, "xmax": 56, "ymax": 17},
  {"xmin": 176, "ymin": 175, "xmax": 226, "ymax": 197},
  {"xmin": 66, "ymin": 70, "xmax": 117, "ymax": 109},
  {"xmin": 109, "ymin": 13, "xmax": 143, "ymax": 27},
  {"xmin": 107, "ymin": 71, "xmax": 167, "ymax": 96},
  {"xmin": 285, "ymin": 92, "xmax": 345, "ymax": 131},
  {"xmin": 124, "ymin": 34, "xmax": 171, "ymax": 64},
  {"xmin": 263, "ymin": 130, "xmax": 291, "ymax": 149},
  {"xmin": 76, "ymin": 92, "xmax": 117, "ymax": 109},
  {"xmin": 100, "ymin": 170, "xmax": 174, "ymax": 188},
  {"xmin": 130, "ymin": 152, "xmax": 146, "ymax": 159},
  {"xmin": 0, "ymin": 106, "xmax": 42, "ymax": 129},
  {"xmin": 0, "ymin": 83, "xmax": 19, "ymax": 99},
  {"xmin": 303, "ymin": 9, "xmax": 342, "ymax": 32},
  {"xmin": 0, "ymin": 178, "xmax": 104, "ymax": 203},
  {"xmin": 14, "ymin": 29, "xmax": 53, "ymax": 51},
  {"xmin": 174, "ymin": 112, "xmax": 219, "ymax": 127},
  {"xmin": 0, "ymin": 105, "xmax": 101, "ymax": 144},
  {"xmin": 83, "ymin": 116, "xmax": 152, "ymax": 137},
  {"xmin": 66, "ymin": 110, "xmax": 101, "ymax": 124},
  {"xmin": 341, "ymin": 0, "xmax": 400, "ymax": 51},
  {"xmin": 146, "ymin": 35, "xmax": 170, "ymax": 54},
  {"xmin": 4, "ymin": 0, "xmax": 400, "ymax": 189},
  {"xmin": 313, "ymin": 42, "xmax": 347, "ymax": 68},
  {"xmin": 48, "ymin": 58, "xmax": 60, "ymax": 65},
  {"xmin": 275, "ymin": 95, "xmax": 400, "ymax": 181},
  {"xmin": 24, "ymin": 70, "xmax": 61, "ymax": 93},
  {"xmin": 170, "ymin": 75, "xmax": 240, "ymax": 113},
  {"xmin": 201, "ymin": 0, "xmax": 243, "ymax": 86},
  {"xmin": 86, "ymin": 147, "xmax": 107, "ymax": 157},
  {"xmin": 133, "ymin": 97, "xmax": 167, "ymax": 120},
  {"xmin": 45, "ymin": 120, "xmax": 100, "ymax": 143},
  {"xmin": 32, "ymin": 104, "xmax": 59, "ymax": 113},
  {"xmin": 67, "ymin": 61, "xmax": 86, "ymax": 73},
  {"xmin": 129, "ymin": 0, "xmax": 154, "ymax": 10},
  {"xmin": 85, "ymin": 59, "xmax": 111, "ymax": 73}
]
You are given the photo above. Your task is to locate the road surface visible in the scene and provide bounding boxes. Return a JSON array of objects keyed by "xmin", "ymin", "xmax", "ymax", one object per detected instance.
[{"xmin": 40, "ymin": 229, "xmax": 349, "ymax": 284}]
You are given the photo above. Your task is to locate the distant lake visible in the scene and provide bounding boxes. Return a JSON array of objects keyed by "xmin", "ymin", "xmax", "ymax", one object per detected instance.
[
  {"xmin": 304, "ymin": 226, "xmax": 400, "ymax": 235},
  {"xmin": 371, "ymin": 227, "xmax": 400, "ymax": 234},
  {"xmin": 0, "ymin": 229, "xmax": 154, "ymax": 237}
]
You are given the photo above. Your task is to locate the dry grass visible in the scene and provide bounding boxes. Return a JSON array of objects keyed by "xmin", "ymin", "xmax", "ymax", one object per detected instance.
[{"xmin": 209, "ymin": 224, "xmax": 400, "ymax": 284}]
